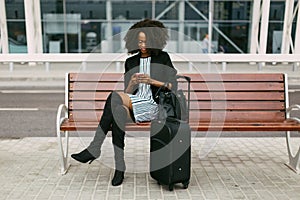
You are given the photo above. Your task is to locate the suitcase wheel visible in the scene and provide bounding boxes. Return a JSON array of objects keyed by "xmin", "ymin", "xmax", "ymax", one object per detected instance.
[
  {"xmin": 168, "ymin": 184, "xmax": 174, "ymax": 191},
  {"xmin": 182, "ymin": 181, "xmax": 189, "ymax": 189}
]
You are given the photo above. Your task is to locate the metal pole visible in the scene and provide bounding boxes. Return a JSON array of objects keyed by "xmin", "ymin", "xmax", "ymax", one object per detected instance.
[
  {"xmin": 178, "ymin": 0, "xmax": 185, "ymax": 53},
  {"xmin": 63, "ymin": 0, "xmax": 68, "ymax": 53},
  {"xmin": 152, "ymin": 0, "xmax": 155, "ymax": 19},
  {"xmin": 24, "ymin": 0, "xmax": 35, "ymax": 54},
  {"xmin": 294, "ymin": 1, "xmax": 300, "ymax": 54},
  {"xmin": 208, "ymin": 0, "xmax": 213, "ymax": 54},
  {"xmin": 106, "ymin": 0, "xmax": 113, "ymax": 52},
  {"xmin": 0, "ymin": 0, "xmax": 9, "ymax": 53},
  {"xmin": 249, "ymin": 0, "xmax": 261, "ymax": 54},
  {"xmin": 259, "ymin": 0, "xmax": 270, "ymax": 54},
  {"xmin": 34, "ymin": 0, "xmax": 43, "ymax": 53},
  {"xmin": 281, "ymin": 0, "xmax": 295, "ymax": 54}
]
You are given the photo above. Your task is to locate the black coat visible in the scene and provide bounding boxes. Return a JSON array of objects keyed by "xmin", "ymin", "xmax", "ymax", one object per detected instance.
[{"xmin": 124, "ymin": 51, "xmax": 178, "ymax": 104}]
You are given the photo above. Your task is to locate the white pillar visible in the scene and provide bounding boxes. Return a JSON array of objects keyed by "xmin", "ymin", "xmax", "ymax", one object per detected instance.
[
  {"xmin": 281, "ymin": 0, "xmax": 295, "ymax": 54},
  {"xmin": 24, "ymin": 0, "xmax": 35, "ymax": 54},
  {"xmin": 24, "ymin": 0, "xmax": 43, "ymax": 54},
  {"xmin": 0, "ymin": 0, "xmax": 9, "ymax": 53},
  {"xmin": 152, "ymin": 0, "xmax": 155, "ymax": 19},
  {"xmin": 208, "ymin": 0, "xmax": 214, "ymax": 53},
  {"xmin": 249, "ymin": 0, "xmax": 261, "ymax": 53},
  {"xmin": 178, "ymin": 0, "xmax": 185, "ymax": 53},
  {"xmin": 34, "ymin": 0, "xmax": 43, "ymax": 53},
  {"xmin": 106, "ymin": 0, "xmax": 113, "ymax": 52},
  {"xmin": 294, "ymin": 1, "xmax": 300, "ymax": 54},
  {"xmin": 259, "ymin": 0, "xmax": 270, "ymax": 54}
]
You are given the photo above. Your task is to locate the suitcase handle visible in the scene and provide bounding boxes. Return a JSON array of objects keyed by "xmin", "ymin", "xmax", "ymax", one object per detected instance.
[
  {"xmin": 176, "ymin": 75, "xmax": 191, "ymax": 83},
  {"xmin": 176, "ymin": 75, "xmax": 191, "ymax": 122}
]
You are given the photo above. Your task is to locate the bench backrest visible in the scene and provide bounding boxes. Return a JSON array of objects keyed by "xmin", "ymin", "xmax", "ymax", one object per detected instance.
[{"xmin": 67, "ymin": 73, "xmax": 287, "ymax": 123}]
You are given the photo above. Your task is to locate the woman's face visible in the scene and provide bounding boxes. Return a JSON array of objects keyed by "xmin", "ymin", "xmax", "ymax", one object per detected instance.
[{"xmin": 138, "ymin": 32, "xmax": 149, "ymax": 56}]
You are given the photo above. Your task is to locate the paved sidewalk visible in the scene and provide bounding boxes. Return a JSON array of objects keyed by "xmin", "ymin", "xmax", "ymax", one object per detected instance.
[{"xmin": 1, "ymin": 137, "xmax": 300, "ymax": 200}]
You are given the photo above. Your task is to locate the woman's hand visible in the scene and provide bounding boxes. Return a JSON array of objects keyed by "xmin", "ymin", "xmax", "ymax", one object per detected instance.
[
  {"xmin": 125, "ymin": 73, "xmax": 152, "ymax": 93},
  {"xmin": 129, "ymin": 73, "xmax": 139, "ymax": 86},
  {"xmin": 136, "ymin": 74, "xmax": 152, "ymax": 85}
]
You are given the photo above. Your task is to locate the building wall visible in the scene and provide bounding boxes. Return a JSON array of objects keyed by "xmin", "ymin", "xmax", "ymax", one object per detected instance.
[{"xmin": 1, "ymin": 0, "xmax": 299, "ymax": 54}]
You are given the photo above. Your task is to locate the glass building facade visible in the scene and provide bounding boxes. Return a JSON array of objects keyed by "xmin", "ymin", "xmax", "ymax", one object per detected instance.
[{"xmin": 1, "ymin": 0, "xmax": 299, "ymax": 54}]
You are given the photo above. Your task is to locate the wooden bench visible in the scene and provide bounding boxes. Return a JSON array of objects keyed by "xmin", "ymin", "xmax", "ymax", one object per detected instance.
[{"xmin": 56, "ymin": 72, "xmax": 300, "ymax": 175}]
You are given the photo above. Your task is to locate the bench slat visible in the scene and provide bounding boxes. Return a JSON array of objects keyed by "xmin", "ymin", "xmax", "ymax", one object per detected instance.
[
  {"xmin": 69, "ymin": 101, "xmax": 284, "ymax": 111},
  {"xmin": 68, "ymin": 110, "xmax": 285, "ymax": 122},
  {"xmin": 69, "ymin": 91, "xmax": 284, "ymax": 101},
  {"xmin": 60, "ymin": 120, "xmax": 300, "ymax": 132},
  {"xmin": 191, "ymin": 92, "xmax": 284, "ymax": 100},
  {"xmin": 69, "ymin": 73, "xmax": 124, "ymax": 81},
  {"xmin": 189, "ymin": 82, "xmax": 284, "ymax": 91},
  {"xmin": 183, "ymin": 73, "xmax": 284, "ymax": 82},
  {"xmin": 69, "ymin": 73, "xmax": 284, "ymax": 82},
  {"xmin": 69, "ymin": 82, "xmax": 284, "ymax": 92},
  {"xmin": 69, "ymin": 82, "xmax": 124, "ymax": 91}
]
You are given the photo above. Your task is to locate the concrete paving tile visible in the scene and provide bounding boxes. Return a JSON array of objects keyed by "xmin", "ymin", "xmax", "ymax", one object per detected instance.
[
  {"xmin": 136, "ymin": 196, "xmax": 149, "ymax": 200},
  {"xmin": 49, "ymin": 196, "xmax": 64, "ymax": 200},
  {"xmin": 256, "ymin": 190, "xmax": 276, "ymax": 200},
  {"xmin": 202, "ymin": 190, "xmax": 219, "ymax": 199},
  {"xmin": 136, "ymin": 186, "xmax": 147, "ymax": 196},
  {"xmin": 176, "ymin": 190, "xmax": 191, "ymax": 199},
  {"xmin": 162, "ymin": 196, "xmax": 177, "ymax": 200},
  {"xmin": 107, "ymin": 196, "xmax": 121, "ymax": 200},
  {"xmin": 121, "ymin": 190, "xmax": 135, "ymax": 199},
  {"xmin": 149, "ymin": 190, "xmax": 163, "ymax": 199},
  {"xmin": 190, "ymin": 196, "xmax": 206, "ymax": 200}
]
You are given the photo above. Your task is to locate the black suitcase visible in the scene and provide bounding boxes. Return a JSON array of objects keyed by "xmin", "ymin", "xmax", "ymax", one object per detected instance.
[
  {"xmin": 150, "ymin": 117, "xmax": 191, "ymax": 191},
  {"xmin": 150, "ymin": 75, "xmax": 191, "ymax": 191}
]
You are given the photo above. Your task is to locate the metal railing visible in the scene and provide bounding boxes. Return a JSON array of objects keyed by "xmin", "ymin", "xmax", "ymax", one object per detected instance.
[{"xmin": 1, "ymin": 53, "xmax": 300, "ymax": 72}]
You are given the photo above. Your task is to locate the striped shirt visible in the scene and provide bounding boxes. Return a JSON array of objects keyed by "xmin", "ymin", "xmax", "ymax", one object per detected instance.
[{"xmin": 128, "ymin": 57, "xmax": 159, "ymax": 123}]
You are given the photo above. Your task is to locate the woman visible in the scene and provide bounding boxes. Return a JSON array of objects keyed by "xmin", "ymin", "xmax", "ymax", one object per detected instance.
[{"xmin": 71, "ymin": 19, "xmax": 177, "ymax": 186}]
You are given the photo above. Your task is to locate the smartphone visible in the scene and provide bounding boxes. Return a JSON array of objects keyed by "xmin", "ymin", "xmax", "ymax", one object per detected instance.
[{"xmin": 135, "ymin": 73, "xmax": 144, "ymax": 77}]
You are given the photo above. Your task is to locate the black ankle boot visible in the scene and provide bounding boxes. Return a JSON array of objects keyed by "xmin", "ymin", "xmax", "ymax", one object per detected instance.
[
  {"xmin": 111, "ymin": 170, "xmax": 124, "ymax": 186},
  {"xmin": 71, "ymin": 149, "xmax": 96, "ymax": 164}
]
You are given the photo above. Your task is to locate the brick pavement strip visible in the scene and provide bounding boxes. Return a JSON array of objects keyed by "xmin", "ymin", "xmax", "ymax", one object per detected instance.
[{"xmin": 0, "ymin": 137, "xmax": 300, "ymax": 200}]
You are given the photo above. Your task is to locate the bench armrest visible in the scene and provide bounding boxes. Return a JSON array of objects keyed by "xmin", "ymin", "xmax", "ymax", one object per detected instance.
[
  {"xmin": 56, "ymin": 104, "xmax": 68, "ymax": 127},
  {"xmin": 286, "ymin": 104, "xmax": 300, "ymax": 123}
]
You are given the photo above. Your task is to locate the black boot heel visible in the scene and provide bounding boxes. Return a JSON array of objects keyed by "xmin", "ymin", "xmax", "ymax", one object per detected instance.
[
  {"xmin": 88, "ymin": 159, "xmax": 95, "ymax": 164},
  {"xmin": 71, "ymin": 149, "xmax": 96, "ymax": 163}
]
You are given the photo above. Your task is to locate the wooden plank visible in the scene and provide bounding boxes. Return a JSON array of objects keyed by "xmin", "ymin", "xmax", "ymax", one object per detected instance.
[
  {"xmin": 69, "ymin": 91, "xmax": 284, "ymax": 101},
  {"xmin": 69, "ymin": 82, "xmax": 124, "ymax": 91},
  {"xmin": 68, "ymin": 110, "xmax": 286, "ymax": 122},
  {"xmin": 188, "ymin": 82, "xmax": 284, "ymax": 91},
  {"xmin": 191, "ymin": 111, "xmax": 286, "ymax": 122},
  {"xmin": 69, "ymin": 73, "xmax": 124, "ymax": 81},
  {"xmin": 182, "ymin": 73, "xmax": 284, "ymax": 82},
  {"xmin": 190, "ymin": 91, "xmax": 284, "ymax": 100},
  {"xmin": 60, "ymin": 120, "xmax": 300, "ymax": 132},
  {"xmin": 69, "ymin": 82, "xmax": 284, "ymax": 92},
  {"xmin": 69, "ymin": 101, "xmax": 106, "ymax": 110},
  {"xmin": 69, "ymin": 101, "xmax": 284, "ymax": 111},
  {"xmin": 69, "ymin": 92, "xmax": 112, "ymax": 100},
  {"xmin": 69, "ymin": 73, "xmax": 284, "ymax": 82},
  {"xmin": 190, "ymin": 101, "xmax": 285, "ymax": 111}
]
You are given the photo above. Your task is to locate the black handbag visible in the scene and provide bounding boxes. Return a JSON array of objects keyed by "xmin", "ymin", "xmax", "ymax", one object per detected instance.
[{"xmin": 155, "ymin": 75, "xmax": 190, "ymax": 121}]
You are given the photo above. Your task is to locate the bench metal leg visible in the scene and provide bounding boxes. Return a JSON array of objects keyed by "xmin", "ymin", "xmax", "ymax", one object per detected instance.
[
  {"xmin": 57, "ymin": 130, "xmax": 70, "ymax": 175},
  {"xmin": 285, "ymin": 131, "xmax": 300, "ymax": 174},
  {"xmin": 56, "ymin": 104, "xmax": 70, "ymax": 175}
]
